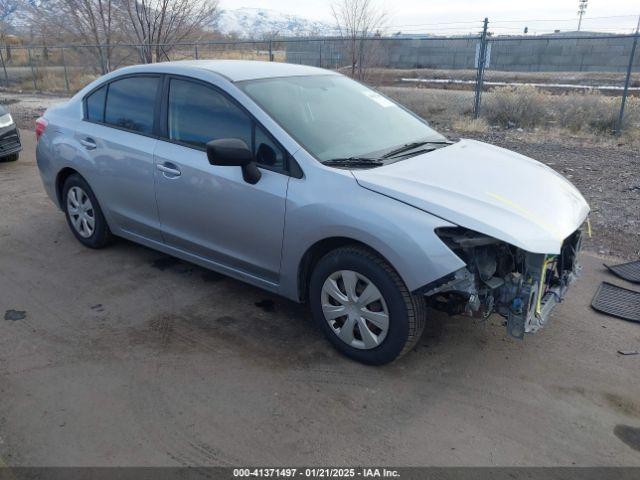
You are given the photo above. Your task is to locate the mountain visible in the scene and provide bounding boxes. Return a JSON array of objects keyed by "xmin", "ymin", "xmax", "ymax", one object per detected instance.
[{"xmin": 213, "ymin": 8, "xmax": 336, "ymax": 38}]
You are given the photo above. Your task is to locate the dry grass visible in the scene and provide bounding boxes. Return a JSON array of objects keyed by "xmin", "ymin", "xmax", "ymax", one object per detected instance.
[
  {"xmin": 555, "ymin": 92, "xmax": 628, "ymax": 133},
  {"xmin": 481, "ymin": 85, "xmax": 547, "ymax": 128},
  {"xmin": 6, "ymin": 48, "xmax": 286, "ymax": 93},
  {"xmin": 381, "ymin": 84, "xmax": 640, "ymax": 138},
  {"xmin": 190, "ymin": 50, "xmax": 286, "ymax": 62},
  {"xmin": 484, "ymin": 85, "xmax": 640, "ymax": 134},
  {"xmin": 14, "ymin": 69, "xmax": 99, "ymax": 94},
  {"xmin": 379, "ymin": 86, "xmax": 473, "ymax": 123},
  {"xmin": 452, "ymin": 117, "xmax": 489, "ymax": 133}
]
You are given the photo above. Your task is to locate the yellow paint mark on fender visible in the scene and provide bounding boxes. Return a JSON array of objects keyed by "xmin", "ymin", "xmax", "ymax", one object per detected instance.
[
  {"xmin": 486, "ymin": 191, "xmax": 564, "ymax": 241},
  {"xmin": 536, "ymin": 256, "xmax": 554, "ymax": 316}
]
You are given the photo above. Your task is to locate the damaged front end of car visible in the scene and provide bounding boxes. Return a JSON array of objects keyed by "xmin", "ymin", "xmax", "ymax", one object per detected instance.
[{"xmin": 424, "ymin": 226, "xmax": 585, "ymax": 338}]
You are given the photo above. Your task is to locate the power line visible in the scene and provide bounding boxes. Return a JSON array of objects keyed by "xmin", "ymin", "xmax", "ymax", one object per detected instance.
[
  {"xmin": 386, "ymin": 13, "xmax": 639, "ymax": 30},
  {"xmin": 386, "ymin": 20, "xmax": 485, "ymax": 28},
  {"xmin": 492, "ymin": 14, "xmax": 638, "ymax": 24}
]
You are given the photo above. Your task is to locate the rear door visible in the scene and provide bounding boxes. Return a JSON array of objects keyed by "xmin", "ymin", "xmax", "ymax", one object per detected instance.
[
  {"xmin": 75, "ymin": 75, "xmax": 162, "ymax": 241},
  {"xmin": 153, "ymin": 77, "xmax": 290, "ymax": 287}
]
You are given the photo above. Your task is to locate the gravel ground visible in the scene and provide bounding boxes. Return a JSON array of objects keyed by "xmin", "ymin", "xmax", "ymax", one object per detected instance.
[
  {"xmin": 0, "ymin": 91, "xmax": 64, "ymax": 129},
  {"xmin": 2, "ymin": 90, "xmax": 638, "ymax": 259}
]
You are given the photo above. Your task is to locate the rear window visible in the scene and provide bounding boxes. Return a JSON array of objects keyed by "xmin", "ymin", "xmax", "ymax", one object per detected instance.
[
  {"xmin": 104, "ymin": 76, "xmax": 159, "ymax": 134},
  {"xmin": 85, "ymin": 85, "xmax": 107, "ymax": 122}
]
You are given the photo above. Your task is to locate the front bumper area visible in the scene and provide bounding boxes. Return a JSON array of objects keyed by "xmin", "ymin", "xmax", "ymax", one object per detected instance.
[
  {"xmin": 426, "ymin": 227, "xmax": 584, "ymax": 339},
  {"xmin": 503, "ymin": 248, "xmax": 580, "ymax": 339},
  {"xmin": 0, "ymin": 125, "xmax": 22, "ymax": 158}
]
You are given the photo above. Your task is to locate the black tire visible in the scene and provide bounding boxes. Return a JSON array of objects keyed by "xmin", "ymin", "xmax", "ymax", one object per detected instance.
[
  {"xmin": 62, "ymin": 173, "xmax": 114, "ymax": 249},
  {"xmin": 1, "ymin": 153, "xmax": 19, "ymax": 162},
  {"xmin": 309, "ymin": 246, "xmax": 427, "ymax": 365}
]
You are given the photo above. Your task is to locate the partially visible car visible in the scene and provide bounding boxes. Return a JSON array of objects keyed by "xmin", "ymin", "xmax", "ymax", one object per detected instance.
[{"xmin": 0, "ymin": 104, "xmax": 21, "ymax": 162}]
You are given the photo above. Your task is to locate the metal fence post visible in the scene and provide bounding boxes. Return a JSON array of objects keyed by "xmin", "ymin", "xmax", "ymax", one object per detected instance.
[
  {"xmin": 0, "ymin": 49, "xmax": 8, "ymax": 84},
  {"xmin": 194, "ymin": 43, "xmax": 199, "ymax": 60},
  {"xmin": 61, "ymin": 47, "xmax": 70, "ymax": 92},
  {"xmin": 269, "ymin": 39, "xmax": 273, "ymax": 61},
  {"xmin": 358, "ymin": 36, "xmax": 364, "ymax": 79},
  {"xmin": 27, "ymin": 47, "xmax": 38, "ymax": 91},
  {"xmin": 616, "ymin": 18, "xmax": 639, "ymax": 135},
  {"xmin": 473, "ymin": 18, "xmax": 489, "ymax": 119}
]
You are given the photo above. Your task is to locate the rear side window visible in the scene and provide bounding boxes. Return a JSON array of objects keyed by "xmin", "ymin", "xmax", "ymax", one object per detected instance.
[
  {"xmin": 168, "ymin": 79, "xmax": 252, "ymax": 149},
  {"xmin": 104, "ymin": 76, "xmax": 159, "ymax": 134},
  {"xmin": 85, "ymin": 85, "xmax": 106, "ymax": 122}
]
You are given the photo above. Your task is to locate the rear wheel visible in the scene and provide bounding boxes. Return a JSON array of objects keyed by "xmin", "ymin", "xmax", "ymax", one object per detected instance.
[
  {"xmin": 62, "ymin": 174, "xmax": 113, "ymax": 249},
  {"xmin": 309, "ymin": 246, "xmax": 427, "ymax": 365}
]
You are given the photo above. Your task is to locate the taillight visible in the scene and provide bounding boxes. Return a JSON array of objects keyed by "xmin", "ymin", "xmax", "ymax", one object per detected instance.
[{"xmin": 35, "ymin": 117, "xmax": 48, "ymax": 141}]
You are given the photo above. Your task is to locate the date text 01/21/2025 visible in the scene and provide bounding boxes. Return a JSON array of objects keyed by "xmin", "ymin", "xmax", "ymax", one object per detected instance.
[{"xmin": 232, "ymin": 468, "xmax": 400, "ymax": 478}]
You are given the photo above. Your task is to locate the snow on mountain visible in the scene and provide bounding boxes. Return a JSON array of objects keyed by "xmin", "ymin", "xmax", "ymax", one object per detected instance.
[{"xmin": 213, "ymin": 8, "xmax": 336, "ymax": 38}]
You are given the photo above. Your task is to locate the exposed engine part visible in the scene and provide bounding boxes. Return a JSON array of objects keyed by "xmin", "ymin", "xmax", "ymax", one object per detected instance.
[
  {"xmin": 473, "ymin": 246, "xmax": 498, "ymax": 281},
  {"xmin": 428, "ymin": 226, "xmax": 584, "ymax": 339}
]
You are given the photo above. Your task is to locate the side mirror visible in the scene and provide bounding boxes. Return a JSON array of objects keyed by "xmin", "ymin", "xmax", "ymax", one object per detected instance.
[{"xmin": 206, "ymin": 138, "xmax": 261, "ymax": 184}]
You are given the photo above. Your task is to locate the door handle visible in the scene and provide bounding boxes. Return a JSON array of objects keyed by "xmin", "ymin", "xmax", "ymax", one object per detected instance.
[
  {"xmin": 79, "ymin": 137, "xmax": 97, "ymax": 150},
  {"xmin": 156, "ymin": 163, "xmax": 181, "ymax": 177}
]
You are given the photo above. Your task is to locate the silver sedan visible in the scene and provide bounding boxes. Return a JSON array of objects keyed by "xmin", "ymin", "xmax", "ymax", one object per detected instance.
[{"xmin": 36, "ymin": 60, "xmax": 589, "ymax": 364}]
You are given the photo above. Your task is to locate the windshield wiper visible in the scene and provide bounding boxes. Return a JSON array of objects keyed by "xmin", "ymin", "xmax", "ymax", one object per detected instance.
[
  {"xmin": 322, "ymin": 157, "xmax": 384, "ymax": 168},
  {"xmin": 382, "ymin": 140, "xmax": 451, "ymax": 159}
]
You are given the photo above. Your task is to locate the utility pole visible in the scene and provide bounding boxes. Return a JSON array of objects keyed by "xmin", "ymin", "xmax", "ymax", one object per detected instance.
[
  {"xmin": 473, "ymin": 18, "xmax": 489, "ymax": 119},
  {"xmin": 616, "ymin": 14, "xmax": 640, "ymax": 135},
  {"xmin": 577, "ymin": 0, "xmax": 588, "ymax": 32}
]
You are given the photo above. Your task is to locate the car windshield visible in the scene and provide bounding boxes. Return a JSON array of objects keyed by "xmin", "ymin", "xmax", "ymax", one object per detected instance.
[{"xmin": 238, "ymin": 75, "xmax": 446, "ymax": 162}]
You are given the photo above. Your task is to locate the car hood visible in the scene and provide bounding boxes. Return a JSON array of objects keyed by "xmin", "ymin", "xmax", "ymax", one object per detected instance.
[{"xmin": 351, "ymin": 139, "xmax": 589, "ymax": 254}]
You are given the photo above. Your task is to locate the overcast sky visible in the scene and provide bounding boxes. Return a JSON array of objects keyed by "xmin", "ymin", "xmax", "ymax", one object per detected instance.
[{"xmin": 221, "ymin": 1, "xmax": 640, "ymax": 35}]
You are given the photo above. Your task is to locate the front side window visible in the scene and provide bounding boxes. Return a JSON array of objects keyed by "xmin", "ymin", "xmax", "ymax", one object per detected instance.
[
  {"xmin": 104, "ymin": 76, "xmax": 159, "ymax": 134},
  {"xmin": 85, "ymin": 84, "xmax": 107, "ymax": 122},
  {"xmin": 254, "ymin": 125, "xmax": 285, "ymax": 170},
  {"xmin": 168, "ymin": 79, "xmax": 252, "ymax": 149},
  {"xmin": 239, "ymin": 75, "xmax": 446, "ymax": 162}
]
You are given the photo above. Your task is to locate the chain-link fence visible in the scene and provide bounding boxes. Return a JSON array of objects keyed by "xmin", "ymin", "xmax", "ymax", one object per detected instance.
[
  {"xmin": 0, "ymin": 30, "xmax": 638, "ymax": 134},
  {"xmin": 480, "ymin": 33, "xmax": 640, "ymax": 135}
]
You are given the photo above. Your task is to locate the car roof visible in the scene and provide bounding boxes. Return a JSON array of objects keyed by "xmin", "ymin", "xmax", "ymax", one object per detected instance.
[{"xmin": 124, "ymin": 60, "xmax": 339, "ymax": 82}]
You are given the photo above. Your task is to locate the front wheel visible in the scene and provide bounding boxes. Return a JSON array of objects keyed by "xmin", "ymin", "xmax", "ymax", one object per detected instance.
[{"xmin": 309, "ymin": 246, "xmax": 427, "ymax": 365}]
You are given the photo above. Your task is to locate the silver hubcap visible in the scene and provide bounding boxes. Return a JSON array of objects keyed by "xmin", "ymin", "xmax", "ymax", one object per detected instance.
[
  {"xmin": 321, "ymin": 270, "xmax": 389, "ymax": 350},
  {"xmin": 67, "ymin": 186, "xmax": 95, "ymax": 238}
]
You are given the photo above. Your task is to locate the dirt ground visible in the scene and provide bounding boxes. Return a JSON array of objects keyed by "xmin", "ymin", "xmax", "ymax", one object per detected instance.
[{"xmin": 1, "ymin": 125, "xmax": 640, "ymax": 467}]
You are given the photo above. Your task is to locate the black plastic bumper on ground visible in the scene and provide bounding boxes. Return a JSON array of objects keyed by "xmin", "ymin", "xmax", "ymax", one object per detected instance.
[
  {"xmin": 591, "ymin": 282, "xmax": 640, "ymax": 323},
  {"xmin": 605, "ymin": 260, "xmax": 640, "ymax": 284}
]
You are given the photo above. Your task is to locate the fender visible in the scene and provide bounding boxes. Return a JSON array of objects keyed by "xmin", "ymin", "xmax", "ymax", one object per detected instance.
[{"xmin": 278, "ymin": 166, "xmax": 466, "ymax": 301}]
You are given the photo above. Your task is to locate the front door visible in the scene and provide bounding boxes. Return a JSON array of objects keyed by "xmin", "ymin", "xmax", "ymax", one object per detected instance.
[{"xmin": 153, "ymin": 78, "xmax": 290, "ymax": 286}]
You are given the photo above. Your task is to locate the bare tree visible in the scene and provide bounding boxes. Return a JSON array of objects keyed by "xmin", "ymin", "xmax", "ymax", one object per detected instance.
[
  {"xmin": 0, "ymin": 0, "xmax": 19, "ymax": 58},
  {"xmin": 27, "ymin": 0, "xmax": 117, "ymax": 74},
  {"xmin": 331, "ymin": 0, "xmax": 386, "ymax": 79},
  {"xmin": 121, "ymin": 0, "xmax": 220, "ymax": 63}
]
